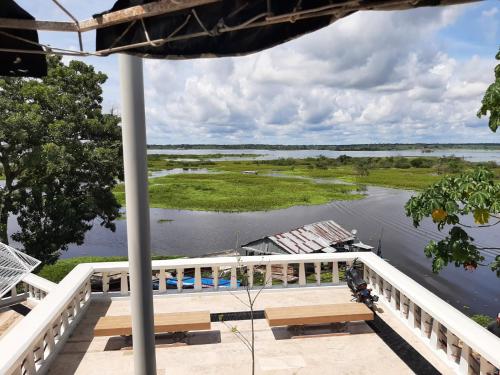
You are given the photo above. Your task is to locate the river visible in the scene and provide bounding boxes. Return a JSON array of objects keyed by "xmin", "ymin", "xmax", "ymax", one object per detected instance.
[
  {"xmin": 62, "ymin": 185, "xmax": 500, "ymax": 317},
  {"xmin": 147, "ymin": 148, "xmax": 500, "ymax": 163}
]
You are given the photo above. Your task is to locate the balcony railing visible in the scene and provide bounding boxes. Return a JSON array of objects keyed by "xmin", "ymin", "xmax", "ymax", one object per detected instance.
[{"xmin": 0, "ymin": 252, "xmax": 498, "ymax": 375}]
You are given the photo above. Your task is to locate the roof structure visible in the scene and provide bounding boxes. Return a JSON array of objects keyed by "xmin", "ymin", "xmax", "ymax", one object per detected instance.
[
  {"xmin": 265, "ymin": 220, "xmax": 355, "ymax": 254},
  {"xmin": 0, "ymin": 242, "xmax": 40, "ymax": 299},
  {"xmin": 0, "ymin": 0, "xmax": 479, "ymax": 77}
]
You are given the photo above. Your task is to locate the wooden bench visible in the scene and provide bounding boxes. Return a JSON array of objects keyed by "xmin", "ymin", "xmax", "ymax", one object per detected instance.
[
  {"xmin": 94, "ymin": 311, "xmax": 211, "ymax": 337},
  {"xmin": 265, "ymin": 303, "xmax": 373, "ymax": 328}
]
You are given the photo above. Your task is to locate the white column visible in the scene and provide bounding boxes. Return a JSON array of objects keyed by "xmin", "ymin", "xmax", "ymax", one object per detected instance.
[
  {"xmin": 158, "ymin": 269, "xmax": 166, "ymax": 293},
  {"xmin": 102, "ymin": 272, "xmax": 109, "ymax": 294},
  {"xmin": 194, "ymin": 267, "xmax": 202, "ymax": 291},
  {"xmin": 230, "ymin": 266, "xmax": 237, "ymax": 289},
  {"xmin": 176, "ymin": 268, "xmax": 184, "ymax": 292},
  {"xmin": 120, "ymin": 272, "xmax": 129, "ymax": 295},
  {"xmin": 458, "ymin": 342, "xmax": 471, "ymax": 374},
  {"xmin": 120, "ymin": 54, "xmax": 156, "ymax": 375},
  {"xmin": 314, "ymin": 262, "xmax": 321, "ymax": 285},
  {"xmin": 265, "ymin": 264, "xmax": 272, "ymax": 287},
  {"xmin": 282, "ymin": 263, "xmax": 288, "ymax": 287},
  {"xmin": 212, "ymin": 267, "xmax": 219, "ymax": 290},
  {"xmin": 430, "ymin": 318, "xmax": 441, "ymax": 350},
  {"xmin": 446, "ymin": 330, "xmax": 459, "ymax": 363},
  {"xmin": 248, "ymin": 265, "xmax": 254, "ymax": 288}
]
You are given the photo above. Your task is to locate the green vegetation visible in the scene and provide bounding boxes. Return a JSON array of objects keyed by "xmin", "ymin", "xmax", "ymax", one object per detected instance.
[
  {"xmin": 470, "ymin": 314, "xmax": 495, "ymax": 327},
  {"xmin": 0, "ymin": 56, "xmax": 122, "ymax": 265},
  {"xmin": 406, "ymin": 168, "xmax": 500, "ymax": 276},
  {"xmin": 115, "ymin": 173, "xmax": 362, "ymax": 212},
  {"xmin": 116, "ymin": 155, "xmax": 499, "ymax": 213},
  {"xmin": 477, "ymin": 48, "xmax": 499, "ymax": 132},
  {"xmin": 37, "ymin": 255, "xmax": 180, "ymax": 283},
  {"xmin": 148, "ymin": 153, "xmax": 260, "ymax": 171}
]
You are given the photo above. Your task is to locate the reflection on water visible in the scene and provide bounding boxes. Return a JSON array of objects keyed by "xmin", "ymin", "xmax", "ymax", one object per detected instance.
[
  {"xmin": 149, "ymin": 168, "xmax": 215, "ymax": 178},
  {"xmin": 62, "ymin": 185, "xmax": 500, "ymax": 316},
  {"xmin": 148, "ymin": 148, "xmax": 500, "ymax": 163}
]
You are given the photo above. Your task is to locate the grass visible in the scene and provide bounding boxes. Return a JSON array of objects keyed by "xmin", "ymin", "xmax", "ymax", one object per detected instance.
[
  {"xmin": 37, "ymin": 255, "xmax": 181, "ymax": 283},
  {"xmin": 470, "ymin": 314, "xmax": 495, "ymax": 327},
  {"xmin": 115, "ymin": 173, "xmax": 362, "ymax": 212},
  {"xmin": 113, "ymin": 156, "xmax": 500, "ymax": 213}
]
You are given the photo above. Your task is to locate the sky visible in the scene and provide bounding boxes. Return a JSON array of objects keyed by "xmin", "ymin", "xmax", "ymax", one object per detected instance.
[{"xmin": 16, "ymin": 0, "xmax": 500, "ymax": 145}]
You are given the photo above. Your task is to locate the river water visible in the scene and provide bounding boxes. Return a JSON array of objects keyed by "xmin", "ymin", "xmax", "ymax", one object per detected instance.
[
  {"xmin": 62, "ymin": 185, "xmax": 500, "ymax": 317},
  {"xmin": 148, "ymin": 148, "xmax": 500, "ymax": 163}
]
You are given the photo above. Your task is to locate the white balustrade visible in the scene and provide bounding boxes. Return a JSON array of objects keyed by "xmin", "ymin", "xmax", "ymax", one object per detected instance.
[{"xmin": 1, "ymin": 253, "xmax": 499, "ymax": 375}]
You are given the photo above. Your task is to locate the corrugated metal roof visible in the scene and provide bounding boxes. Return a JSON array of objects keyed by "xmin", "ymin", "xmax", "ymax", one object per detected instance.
[{"xmin": 268, "ymin": 220, "xmax": 354, "ymax": 255}]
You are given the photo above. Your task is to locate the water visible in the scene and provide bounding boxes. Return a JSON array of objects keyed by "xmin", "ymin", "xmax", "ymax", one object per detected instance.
[
  {"xmin": 148, "ymin": 148, "xmax": 500, "ymax": 163},
  {"xmin": 61, "ymin": 185, "xmax": 500, "ymax": 317}
]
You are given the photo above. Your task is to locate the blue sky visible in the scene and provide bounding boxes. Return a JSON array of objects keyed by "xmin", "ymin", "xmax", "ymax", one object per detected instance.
[{"xmin": 16, "ymin": 1, "xmax": 500, "ymax": 144}]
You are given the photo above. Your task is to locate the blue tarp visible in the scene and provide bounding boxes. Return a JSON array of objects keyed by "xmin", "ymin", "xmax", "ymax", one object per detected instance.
[{"xmin": 153, "ymin": 276, "xmax": 240, "ymax": 289}]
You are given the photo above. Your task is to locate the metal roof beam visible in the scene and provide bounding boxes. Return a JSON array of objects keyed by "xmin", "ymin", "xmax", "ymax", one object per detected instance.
[{"xmin": 0, "ymin": 0, "xmax": 220, "ymax": 33}]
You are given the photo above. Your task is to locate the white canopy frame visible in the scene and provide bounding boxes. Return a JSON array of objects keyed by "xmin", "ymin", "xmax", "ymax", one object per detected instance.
[{"xmin": 0, "ymin": 242, "xmax": 40, "ymax": 299}]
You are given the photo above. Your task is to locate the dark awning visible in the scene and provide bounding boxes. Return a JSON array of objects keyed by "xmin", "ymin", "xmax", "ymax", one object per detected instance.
[
  {"xmin": 95, "ymin": 0, "xmax": 475, "ymax": 59},
  {"xmin": 0, "ymin": 0, "xmax": 47, "ymax": 77}
]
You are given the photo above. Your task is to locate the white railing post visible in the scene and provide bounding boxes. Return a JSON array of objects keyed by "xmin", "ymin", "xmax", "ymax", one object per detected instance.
[
  {"xmin": 480, "ymin": 356, "xmax": 495, "ymax": 375},
  {"xmin": 407, "ymin": 301, "xmax": 417, "ymax": 330},
  {"xmin": 24, "ymin": 352, "xmax": 36, "ymax": 375},
  {"xmin": 446, "ymin": 330, "xmax": 459, "ymax": 363},
  {"xmin": 421, "ymin": 311, "xmax": 431, "ymax": 339},
  {"xmin": 282, "ymin": 263, "xmax": 288, "ymax": 288},
  {"xmin": 120, "ymin": 272, "xmax": 129, "ymax": 295},
  {"xmin": 332, "ymin": 261, "xmax": 339, "ymax": 284},
  {"xmin": 363, "ymin": 264, "xmax": 369, "ymax": 281},
  {"xmin": 176, "ymin": 268, "xmax": 184, "ymax": 292},
  {"xmin": 102, "ymin": 273, "xmax": 109, "ymax": 294},
  {"xmin": 265, "ymin": 264, "xmax": 272, "ymax": 287},
  {"xmin": 248, "ymin": 265, "xmax": 254, "ymax": 288},
  {"xmin": 194, "ymin": 267, "xmax": 202, "ymax": 291},
  {"xmin": 212, "ymin": 267, "xmax": 219, "ymax": 290},
  {"xmin": 459, "ymin": 343, "xmax": 471, "ymax": 374},
  {"xmin": 230, "ymin": 266, "xmax": 237, "ymax": 289},
  {"xmin": 430, "ymin": 318, "xmax": 441, "ymax": 350},
  {"xmin": 298, "ymin": 263, "xmax": 306, "ymax": 286},
  {"xmin": 314, "ymin": 262, "xmax": 321, "ymax": 286},
  {"xmin": 11, "ymin": 286, "xmax": 17, "ymax": 298},
  {"xmin": 158, "ymin": 269, "xmax": 166, "ymax": 293},
  {"xmin": 390, "ymin": 285, "xmax": 398, "ymax": 310},
  {"xmin": 45, "ymin": 326, "xmax": 56, "ymax": 356}
]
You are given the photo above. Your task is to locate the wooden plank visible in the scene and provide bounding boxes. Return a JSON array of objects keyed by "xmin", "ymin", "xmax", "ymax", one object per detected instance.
[
  {"xmin": 0, "ymin": 0, "xmax": 220, "ymax": 33},
  {"xmin": 265, "ymin": 303, "xmax": 373, "ymax": 327},
  {"xmin": 94, "ymin": 311, "xmax": 211, "ymax": 337}
]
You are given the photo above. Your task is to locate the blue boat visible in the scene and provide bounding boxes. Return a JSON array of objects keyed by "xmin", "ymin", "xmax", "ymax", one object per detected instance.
[{"xmin": 153, "ymin": 276, "xmax": 240, "ymax": 289}]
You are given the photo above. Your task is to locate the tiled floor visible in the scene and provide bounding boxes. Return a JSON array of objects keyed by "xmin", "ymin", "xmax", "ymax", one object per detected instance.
[{"xmin": 48, "ymin": 287, "xmax": 454, "ymax": 375}]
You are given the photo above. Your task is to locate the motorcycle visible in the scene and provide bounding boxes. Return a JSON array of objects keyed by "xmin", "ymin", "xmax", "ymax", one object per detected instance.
[{"xmin": 346, "ymin": 262, "xmax": 379, "ymax": 309}]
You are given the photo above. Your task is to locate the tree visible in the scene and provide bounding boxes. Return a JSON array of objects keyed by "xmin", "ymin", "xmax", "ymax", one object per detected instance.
[
  {"xmin": 354, "ymin": 159, "xmax": 370, "ymax": 176},
  {"xmin": 405, "ymin": 168, "xmax": 500, "ymax": 276},
  {"xmin": 0, "ymin": 56, "xmax": 123, "ymax": 264},
  {"xmin": 477, "ymin": 48, "xmax": 500, "ymax": 132}
]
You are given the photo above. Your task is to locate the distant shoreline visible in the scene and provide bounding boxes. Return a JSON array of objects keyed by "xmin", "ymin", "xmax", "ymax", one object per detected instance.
[{"xmin": 147, "ymin": 143, "xmax": 500, "ymax": 151}]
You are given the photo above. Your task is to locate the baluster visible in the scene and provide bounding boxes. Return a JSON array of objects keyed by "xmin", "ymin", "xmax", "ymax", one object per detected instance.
[
  {"xmin": 363, "ymin": 264, "xmax": 369, "ymax": 281},
  {"xmin": 102, "ymin": 272, "xmax": 109, "ymax": 294},
  {"xmin": 421, "ymin": 311, "xmax": 431, "ymax": 338},
  {"xmin": 407, "ymin": 300, "xmax": 417, "ymax": 330},
  {"xmin": 230, "ymin": 266, "xmax": 237, "ymax": 289},
  {"xmin": 332, "ymin": 262, "xmax": 340, "ymax": 284},
  {"xmin": 430, "ymin": 318, "xmax": 441, "ymax": 350},
  {"xmin": 46, "ymin": 326, "xmax": 56, "ymax": 356},
  {"xmin": 248, "ymin": 265, "xmax": 254, "ymax": 288},
  {"xmin": 265, "ymin": 264, "xmax": 272, "ymax": 287},
  {"xmin": 479, "ymin": 357, "xmax": 495, "ymax": 375},
  {"xmin": 383, "ymin": 279, "xmax": 391, "ymax": 300},
  {"xmin": 120, "ymin": 272, "xmax": 128, "ymax": 295},
  {"xmin": 24, "ymin": 352, "xmax": 36, "ymax": 375},
  {"xmin": 33, "ymin": 338, "xmax": 44, "ymax": 363},
  {"xmin": 176, "ymin": 268, "xmax": 184, "ymax": 292},
  {"xmin": 390, "ymin": 285, "xmax": 398, "ymax": 310},
  {"xmin": 212, "ymin": 266, "xmax": 219, "ymax": 290},
  {"xmin": 298, "ymin": 263, "xmax": 306, "ymax": 286},
  {"xmin": 446, "ymin": 330, "xmax": 459, "ymax": 363},
  {"xmin": 74, "ymin": 295, "xmax": 81, "ymax": 316},
  {"xmin": 28, "ymin": 285, "xmax": 34, "ymax": 298},
  {"xmin": 282, "ymin": 263, "xmax": 288, "ymax": 288},
  {"xmin": 158, "ymin": 269, "xmax": 167, "ymax": 293},
  {"xmin": 11, "ymin": 285, "xmax": 17, "ymax": 298},
  {"xmin": 458, "ymin": 343, "xmax": 471, "ymax": 375},
  {"xmin": 194, "ymin": 267, "xmax": 202, "ymax": 291},
  {"xmin": 314, "ymin": 262, "xmax": 321, "ymax": 285},
  {"xmin": 400, "ymin": 293, "xmax": 408, "ymax": 318}
]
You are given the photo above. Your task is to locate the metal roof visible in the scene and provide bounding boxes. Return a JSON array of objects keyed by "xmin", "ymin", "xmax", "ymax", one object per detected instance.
[
  {"xmin": 0, "ymin": 242, "xmax": 40, "ymax": 299},
  {"xmin": 268, "ymin": 220, "xmax": 355, "ymax": 254}
]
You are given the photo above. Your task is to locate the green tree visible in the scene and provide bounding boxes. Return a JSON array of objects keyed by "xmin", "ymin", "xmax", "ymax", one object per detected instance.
[
  {"xmin": 477, "ymin": 48, "xmax": 500, "ymax": 132},
  {"xmin": 0, "ymin": 56, "xmax": 123, "ymax": 264},
  {"xmin": 405, "ymin": 168, "xmax": 500, "ymax": 276}
]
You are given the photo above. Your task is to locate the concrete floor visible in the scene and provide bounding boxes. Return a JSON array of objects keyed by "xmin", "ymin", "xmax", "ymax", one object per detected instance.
[{"xmin": 48, "ymin": 287, "xmax": 454, "ymax": 375}]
